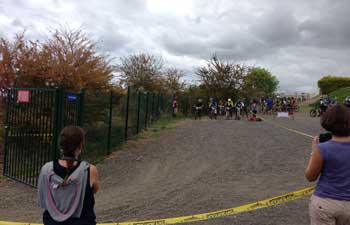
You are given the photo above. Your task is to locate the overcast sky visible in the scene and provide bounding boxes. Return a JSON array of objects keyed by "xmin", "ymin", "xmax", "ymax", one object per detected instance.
[{"xmin": 0, "ymin": 0, "xmax": 349, "ymax": 92}]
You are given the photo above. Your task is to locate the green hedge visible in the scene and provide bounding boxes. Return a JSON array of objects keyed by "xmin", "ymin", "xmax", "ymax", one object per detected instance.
[{"xmin": 318, "ymin": 76, "xmax": 350, "ymax": 94}]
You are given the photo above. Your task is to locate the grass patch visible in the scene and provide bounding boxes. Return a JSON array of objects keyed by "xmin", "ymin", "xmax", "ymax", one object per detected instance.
[
  {"xmin": 135, "ymin": 115, "xmax": 185, "ymax": 140},
  {"xmin": 0, "ymin": 174, "xmax": 8, "ymax": 183},
  {"xmin": 329, "ymin": 87, "xmax": 350, "ymax": 103}
]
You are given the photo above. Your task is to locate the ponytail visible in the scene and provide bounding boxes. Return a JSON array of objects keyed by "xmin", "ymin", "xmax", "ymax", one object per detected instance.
[{"xmin": 58, "ymin": 126, "xmax": 85, "ymax": 187}]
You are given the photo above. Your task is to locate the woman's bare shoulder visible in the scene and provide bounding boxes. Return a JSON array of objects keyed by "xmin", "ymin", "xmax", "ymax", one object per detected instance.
[{"xmin": 89, "ymin": 164, "xmax": 99, "ymax": 174}]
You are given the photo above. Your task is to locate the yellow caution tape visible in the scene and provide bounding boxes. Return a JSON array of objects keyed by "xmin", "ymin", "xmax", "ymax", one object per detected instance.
[
  {"xmin": 0, "ymin": 119, "xmax": 316, "ymax": 225},
  {"xmin": 0, "ymin": 186, "xmax": 315, "ymax": 225}
]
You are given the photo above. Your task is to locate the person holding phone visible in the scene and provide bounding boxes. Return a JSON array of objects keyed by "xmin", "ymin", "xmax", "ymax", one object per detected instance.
[{"xmin": 305, "ymin": 105, "xmax": 350, "ymax": 225}]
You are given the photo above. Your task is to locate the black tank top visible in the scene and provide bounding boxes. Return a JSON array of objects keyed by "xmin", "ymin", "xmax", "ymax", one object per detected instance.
[{"xmin": 43, "ymin": 160, "xmax": 96, "ymax": 225}]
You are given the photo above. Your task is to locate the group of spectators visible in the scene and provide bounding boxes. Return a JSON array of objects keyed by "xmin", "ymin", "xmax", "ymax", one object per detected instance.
[
  {"xmin": 191, "ymin": 97, "xmax": 261, "ymax": 121},
  {"xmin": 259, "ymin": 96, "xmax": 298, "ymax": 115}
]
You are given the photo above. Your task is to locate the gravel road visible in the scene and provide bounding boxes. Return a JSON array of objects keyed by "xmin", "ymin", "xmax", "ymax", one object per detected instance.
[{"xmin": 0, "ymin": 113, "xmax": 322, "ymax": 225}]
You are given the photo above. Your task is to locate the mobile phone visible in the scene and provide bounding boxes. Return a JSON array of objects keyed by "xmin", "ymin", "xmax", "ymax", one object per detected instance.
[{"xmin": 319, "ymin": 132, "xmax": 332, "ymax": 143}]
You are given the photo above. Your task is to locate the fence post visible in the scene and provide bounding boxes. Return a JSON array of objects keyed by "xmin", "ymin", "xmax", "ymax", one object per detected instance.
[
  {"xmin": 77, "ymin": 89, "xmax": 85, "ymax": 126},
  {"xmin": 144, "ymin": 92, "xmax": 149, "ymax": 129},
  {"xmin": 52, "ymin": 87, "xmax": 63, "ymax": 160},
  {"xmin": 136, "ymin": 91, "xmax": 141, "ymax": 134},
  {"xmin": 151, "ymin": 93, "xmax": 155, "ymax": 122},
  {"xmin": 124, "ymin": 86, "xmax": 130, "ymax": 141},
  {"xmin": 156, "ymin": 93, "xmax": 160, "ymax": 118},
  {"xmin": 3, "ymin": 89, "xmax": 11, "ymax": 176},
  {"xmin": 107, "ymin": 90, "xmax": 113, "ymax": 154}
]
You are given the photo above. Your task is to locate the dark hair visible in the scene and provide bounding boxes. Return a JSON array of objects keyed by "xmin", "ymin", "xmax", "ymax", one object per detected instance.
[
  {"xmin": 59, "ymin": 126, "xmax": 85, "ymax": 186},
  {"xmin": 321, "ymin": 105, "xmax": 350, "ymax": 137}
]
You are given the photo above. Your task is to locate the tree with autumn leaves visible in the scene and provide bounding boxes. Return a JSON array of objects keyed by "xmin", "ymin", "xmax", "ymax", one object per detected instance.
[
  {"xmin": 0, "ymin": 28, "xmax": 117, "ymax": 154},
  {"xmin": 0, "ymin": 28, "xmax": 114, "ymax": 92}
]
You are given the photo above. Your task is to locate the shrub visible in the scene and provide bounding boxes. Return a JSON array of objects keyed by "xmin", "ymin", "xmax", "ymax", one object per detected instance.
[{"xmin": 318, "ymin": 76, "xmax": 350, "ymax": 94}]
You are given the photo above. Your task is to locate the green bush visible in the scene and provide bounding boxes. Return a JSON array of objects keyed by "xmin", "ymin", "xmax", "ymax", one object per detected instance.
[{"xmin": 318, "ymin": 76, "xmax": 350, "ymax": 94}]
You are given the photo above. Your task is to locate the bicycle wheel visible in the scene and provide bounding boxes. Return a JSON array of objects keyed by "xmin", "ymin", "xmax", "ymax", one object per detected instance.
[{"xmin": 310, "ymin": 109, "xmax": 317, "ymax": 117}]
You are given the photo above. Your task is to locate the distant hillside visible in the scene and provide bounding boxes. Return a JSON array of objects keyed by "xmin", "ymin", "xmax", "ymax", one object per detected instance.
[{"xmin": 329, "ymin": 87, "xmax": 350, "ymax": 103}]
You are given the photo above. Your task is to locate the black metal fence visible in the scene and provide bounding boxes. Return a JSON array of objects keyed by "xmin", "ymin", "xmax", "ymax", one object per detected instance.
[
  {"xmin": 2, "ymin": 86, "xmax": 183, "ymax": 187},
  {"xmin": 2, "ymin": 88, "xmax": 83, "ymax": 187},
  {"xmin": 81, "ymin": 87, "xmax": 175, "ymax": 164}
]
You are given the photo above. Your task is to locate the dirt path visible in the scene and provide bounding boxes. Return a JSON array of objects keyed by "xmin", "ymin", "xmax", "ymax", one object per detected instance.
[{"xmin": 0, "ymin": 113, "xmax": 321, "ymax": 225}]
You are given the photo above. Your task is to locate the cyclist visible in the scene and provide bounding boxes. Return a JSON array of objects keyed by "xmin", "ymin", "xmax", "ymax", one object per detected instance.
[
  {"xmin": 266, "ymin": 97, "xmax": 273, "ymax": 115},
  {"xmin": 344, "ymin": 96, "xmax": 350, "ymax": 108},
  {"xmin": 218, "ymin": 100, "xmax": 225, "ymax": 115},
  {"xmin": 251, "ymin": 100, "xmax": 258, "ymax": 115},
  {"xmin": 260, "ymin": 96, "xmax": 266, "ymax": 113},
  {"xmin": 319, "ymin": 96, "xmax": 328, "ymax": 116},
  {"xmin": 235, "ymin": 99, "xmax": 244, "ymax": 120},
  {"xmin": 194, "ymin": 98, "xmax": 204, "ymax": 119},
  {"xmin": 333, "ymin": 96, "xmax": 338, "ymax": 105},
  {"xmin": 208, "ymin": 97, "xmax": 218, "ymax": 119},
  {"xmin": 242, "ymin": 98, "xmax": 250, "ymax": 119},
  {"xmin": 325, "ymin": 95, "xmax": 331, "ymax": 105},
  {"xmin": 172, "ymin": 96, "xmax": 178, "ymax": 117},
  {"xmin": 225, "ymin": 98, "xmax": 234, "ymax": 118}
]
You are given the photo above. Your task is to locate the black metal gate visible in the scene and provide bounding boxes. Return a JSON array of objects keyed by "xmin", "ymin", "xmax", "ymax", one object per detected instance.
[{"xmin": 2, "ymin": 87, "xmax": 83, "ymax": 187}]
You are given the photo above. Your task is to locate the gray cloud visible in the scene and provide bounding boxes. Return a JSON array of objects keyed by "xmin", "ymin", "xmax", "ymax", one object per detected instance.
[
  {"xmin": 0, "ymin": 0, "xmax": 349, "ymax": 92},
  {"xmin": 298, "ymin": 1, "xmax": 350, "ymax": 49}
]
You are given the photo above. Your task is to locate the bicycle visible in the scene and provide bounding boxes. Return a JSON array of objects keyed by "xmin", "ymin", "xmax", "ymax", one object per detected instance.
[
  {"xmin": 225, "ymin": 107, "xmax": 233, "ymax": 120},
  {"xmin": 209, "ymin": 107, "xmax": 217, "ymax": 120},
  {"xmin": 193, "ymin": 106, "xmax": 203, "ymax": 120},
  {"xmin": 235, "ymin": 107, "xmax": 241, "ymax": 120}
]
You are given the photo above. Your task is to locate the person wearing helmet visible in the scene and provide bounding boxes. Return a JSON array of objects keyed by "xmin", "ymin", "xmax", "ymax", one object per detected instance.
[
  {"xmin": 235, "ymin": 99, "xmax": 244, "ymax": 120},
  {"xmin": 208, "ymin": 97, "xmax": 218, "ymax": 119},
  {"xmin": 172, "ymin": 96, "xmax": 178, "ymax": 117},
  {"xmin": 226, "ymin": 98, "xmax": 234, "ymax": 108},
  {"xmin": 319, "ymin": 96, "xmax": 328, "ymax": 115},
  {"xmin": 344, "ymin": 96, "xmax": 350, "ymax": 108},
  {"xmin": 194, "ymin": 98, "xmax": 204, "ymax": 119},
  {"xmin": 260, "ymin": 96, "xmax": 266, "ymax": 113},
  {"xmin": 209, "ymin": 97, "xmax": 217, "ymax": 109},
  {"xmin": 251, "ymin": 99, "xmax": 258, "ymax": 115},
  {"xmin": 225, "ymin": 98, "xmax": 234, "ymax": 118}
]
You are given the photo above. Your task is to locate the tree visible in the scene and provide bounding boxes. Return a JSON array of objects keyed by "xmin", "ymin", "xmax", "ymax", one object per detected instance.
[
  {"xmin": 196, "ymin": 55, "xmax": 250, "ymax": 100},
  {"xmin": 163, "ymin": 68, "xmax": 185, "ymax": 94},
  {"xmin": 44, "ymin": 28, "xmax": 114, "ymax": 92},
  {"xmin": 242, "ymin": 67, "xmax": 279, "ymax": 98},
  {"xmin": 0, "ymin": 28, "xmax": 114, "ymax": 92},
  {"xmin": 118, "ymin": 53, "xmax": 164, "ymax": 92}
]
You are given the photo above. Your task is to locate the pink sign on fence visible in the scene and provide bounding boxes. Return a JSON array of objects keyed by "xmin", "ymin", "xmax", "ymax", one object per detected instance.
[{"xmin": 17, "ymin": 90, "xmax": 30, "ymax": 103}]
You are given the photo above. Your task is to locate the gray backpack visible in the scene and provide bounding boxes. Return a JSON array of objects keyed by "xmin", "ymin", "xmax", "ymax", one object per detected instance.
[{"xmin": 38, "ymin": 161, "xmax": 90, "ymax": 222}]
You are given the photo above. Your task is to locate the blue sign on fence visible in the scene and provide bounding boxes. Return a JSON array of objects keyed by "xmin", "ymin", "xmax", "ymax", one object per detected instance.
[{"xmin": 67, "ymin": 93, "xmax": 78, "ymax": 102}]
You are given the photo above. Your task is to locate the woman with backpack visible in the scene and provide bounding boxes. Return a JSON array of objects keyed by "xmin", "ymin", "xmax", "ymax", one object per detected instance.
[{"xmin": 38, "ymin": 126, "xmax": 100, "ymax": 225}]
